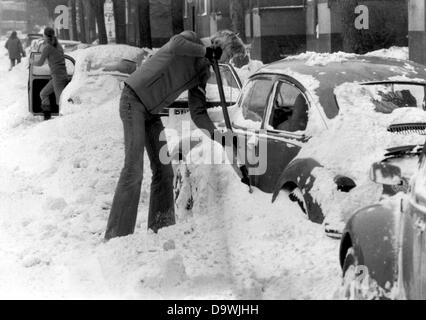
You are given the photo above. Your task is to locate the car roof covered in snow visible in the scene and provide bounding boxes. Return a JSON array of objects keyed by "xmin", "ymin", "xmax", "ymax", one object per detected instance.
[{"xmin": 255, "ymin": 55, "xmax": 426, "ymax": 119}]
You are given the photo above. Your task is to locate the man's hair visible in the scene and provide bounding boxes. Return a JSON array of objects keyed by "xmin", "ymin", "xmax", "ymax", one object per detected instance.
[{"xmin": 211, "ymin": 30, "xmax": 246, "ymax": 60}]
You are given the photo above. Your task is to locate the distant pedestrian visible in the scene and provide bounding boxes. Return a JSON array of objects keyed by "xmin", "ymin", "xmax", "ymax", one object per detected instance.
[
  {"xmin": 5, "ymin": 31, "xmax": 26, "ymax": 71},
  {"xmin": 33, "ymin": 27, "xmax": 68, "ymax": 121}
]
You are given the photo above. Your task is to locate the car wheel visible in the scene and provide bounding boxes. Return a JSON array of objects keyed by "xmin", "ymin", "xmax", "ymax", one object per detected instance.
[{"xmin": 341, "ymin": 248, "xmax": 384, "ymax": 300}]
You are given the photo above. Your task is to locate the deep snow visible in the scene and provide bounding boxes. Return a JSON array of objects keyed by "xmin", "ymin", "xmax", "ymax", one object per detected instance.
[{"xmin": 4, "ymin": 43, "xmax": 417, "ymax": 299}]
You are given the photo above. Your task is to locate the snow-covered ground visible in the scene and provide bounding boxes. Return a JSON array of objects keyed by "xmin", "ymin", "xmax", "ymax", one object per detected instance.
[{"xmin": 2, "ymin": 44, "xmax": 415, "ymax": 300}]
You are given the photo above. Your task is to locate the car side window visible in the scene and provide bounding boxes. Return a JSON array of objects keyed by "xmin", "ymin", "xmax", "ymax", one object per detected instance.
[
  {"xmin": 269, "ymin": 81, "xmax": 309, "ymax": 133},
  {"xmin": 240, "ymin": 77, "xmax": 274, "ymax": 123}
]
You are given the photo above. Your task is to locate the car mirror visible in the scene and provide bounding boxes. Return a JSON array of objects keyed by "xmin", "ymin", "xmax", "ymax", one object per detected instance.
[{"xmin": 370, "ymin": 162, "xmax": 402, "ymax": 185}]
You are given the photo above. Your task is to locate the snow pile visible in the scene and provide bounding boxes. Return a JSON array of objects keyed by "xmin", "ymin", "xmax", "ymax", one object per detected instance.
[
  {"xmin": 365, "ymin": 47, "xmax": 409, "ymax": 61},
  {"xmin": 174, "ymin": 141, "xmax": 341, "ymax": 299}
]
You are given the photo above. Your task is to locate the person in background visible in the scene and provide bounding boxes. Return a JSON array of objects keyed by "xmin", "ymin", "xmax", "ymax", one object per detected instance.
[
  {"xmin": 33, "ymin": 27, "xmax": 68, "ymax": 121},
  {"xmin": 105, "ymin": 30, "xmax": 246, "ymax": 240},
  {"xmin": 5, "ymin": 31, "xmax": 26, "ymax": 71}
]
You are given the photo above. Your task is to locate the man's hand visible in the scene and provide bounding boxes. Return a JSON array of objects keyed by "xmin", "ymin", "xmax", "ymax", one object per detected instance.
[{"xmin": 205, "ymin": 46, "xmax": 223, "ymax": 62}]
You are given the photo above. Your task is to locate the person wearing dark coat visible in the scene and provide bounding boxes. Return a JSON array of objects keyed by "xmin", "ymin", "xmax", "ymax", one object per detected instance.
[
  {"xmin": 5, "ymin": 31, "xmax": 26, "ymax": 71},
  {"xmin": 105, "ymin": 30, "xmax": 246, "ymax": 240},
  {"xmin": 34, "ymin": 27, "xmax": 69, "ymax": 121}
]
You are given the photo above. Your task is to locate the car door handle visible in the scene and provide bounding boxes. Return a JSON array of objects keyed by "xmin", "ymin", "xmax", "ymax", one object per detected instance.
[{"xmin": 415, "ymin": 218, "xmax": 426, "ymax": 233}]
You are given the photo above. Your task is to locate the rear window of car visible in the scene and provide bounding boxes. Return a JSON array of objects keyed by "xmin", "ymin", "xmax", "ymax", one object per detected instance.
[{"xmin": 363, "ymin": 83, "xmax": 426, "ymax": 113}]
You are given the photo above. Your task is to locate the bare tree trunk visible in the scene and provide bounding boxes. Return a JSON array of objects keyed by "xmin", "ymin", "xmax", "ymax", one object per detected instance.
[
  {"xmin": 126, "ymin": 0, "xmax": 137, "ymax": 46},
  {"xmin": 94, "ymin": 0, "xmax": 108, "ymax": 44},
  {"xmin": 171, "ymin": 0, "xmax": 184, "ymax": 35},
  {"xmin": 69, "ymin": 0, "xmax": 79, "ymax": 40},
  {"xmin": 77, "ymin": 0, "xmax": 87, "ymax": 43},
  {"xmin": 112, "ymin": 0, "xmax": 126, "ymax": 43},
  {"xmin": 230, "ymin": 0, "xmax": 247, "ymax": 42},
  {"xmin": 139, "ymin": 0, "xmax": 152, "ymax": 48},
  {"xmin": 83, "ymin": 1, "xmax": 97, "ymax": 43}
]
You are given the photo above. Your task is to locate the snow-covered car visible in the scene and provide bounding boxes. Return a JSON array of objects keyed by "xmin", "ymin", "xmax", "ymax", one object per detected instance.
[
  {"xmin": 339, "ymin": 132, "xmax": 426, "ymax": 299},
  {"xmin": 28, "ymin": 51, "xmax": 75, "ymax": 117},
  {"xmin": 174, "ymin": 53, "xmax": 426, "ymax": 238}
]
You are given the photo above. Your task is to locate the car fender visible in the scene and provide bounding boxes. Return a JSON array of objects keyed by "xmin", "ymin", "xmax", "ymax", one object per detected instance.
[
  {"xmin": 272, "ymin": 158, "xmax": 322, "ymax": 202},
  {"xmin": 340, "ymin": 202, "xmax": 400, "ymax": 289},
  {"xmin": 272, "ymin": 158, "xmax": 324, "ymax": 223}
]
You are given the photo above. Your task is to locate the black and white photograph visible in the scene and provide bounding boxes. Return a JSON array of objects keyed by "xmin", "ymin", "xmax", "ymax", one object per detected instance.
[{"xmin": 0, "ymin": 0, "xmax": 425, "ymax": 303}]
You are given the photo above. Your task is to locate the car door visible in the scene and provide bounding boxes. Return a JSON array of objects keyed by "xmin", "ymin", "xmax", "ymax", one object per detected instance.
[
  {"xmin": 29, "ymin": 52, "xmax": 75, "ymax": 115},
  {"xmin": 231, "ymin": 75, "xmax": 276, "ymax": 189},
  {"xmin": 243, "ymin": 79, "xmax": 310, "ymax": 193},
  {"xmin": 402, "ymin": 155, "xmax": 426, "ymax": 299}
]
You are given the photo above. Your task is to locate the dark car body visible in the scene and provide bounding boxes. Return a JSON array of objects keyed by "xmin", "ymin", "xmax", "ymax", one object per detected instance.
[
  {"xmin": 339, "ymin": 140, "xmax": 426, "ymax": 299},
  {"xmin": 213, "ymin": 55, "xmax": 426, "ymax": 228},
  {"xmin": 28, "ymin": 51, "xmax": 75, "ymax": 116}
]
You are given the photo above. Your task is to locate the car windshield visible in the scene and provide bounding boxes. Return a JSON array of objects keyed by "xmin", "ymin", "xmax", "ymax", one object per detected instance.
[{"xmin": 362, "ymin": 83, "xmax": 426, "ymax": 113}]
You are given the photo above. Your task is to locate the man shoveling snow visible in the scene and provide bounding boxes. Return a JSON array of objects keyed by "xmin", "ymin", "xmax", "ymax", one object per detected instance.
[{"xmin": 105, "ymin": 30, "xmax": 246, "ymax": 240}]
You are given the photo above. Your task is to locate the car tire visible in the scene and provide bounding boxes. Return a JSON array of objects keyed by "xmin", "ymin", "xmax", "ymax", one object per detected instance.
[{"xmin": 341, "ymin": 248, "xmax": 385, "ymax": 300}]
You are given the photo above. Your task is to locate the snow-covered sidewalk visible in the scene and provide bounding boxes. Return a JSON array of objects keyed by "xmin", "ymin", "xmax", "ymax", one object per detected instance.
[{"xmin": 0, "ymin": 43, "xmax": 341, "ymax": 299}]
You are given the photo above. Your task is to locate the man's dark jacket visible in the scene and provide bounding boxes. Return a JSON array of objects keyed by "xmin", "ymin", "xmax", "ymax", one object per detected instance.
[{"xmin": 125, "ymin": 31, "xmax": 216, "ymax": 138}]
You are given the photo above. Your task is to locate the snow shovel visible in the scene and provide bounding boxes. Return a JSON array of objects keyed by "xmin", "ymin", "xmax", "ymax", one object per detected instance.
[{"xmin": 212, "ymin": 59, "xmax": 253, "ymax": 193}]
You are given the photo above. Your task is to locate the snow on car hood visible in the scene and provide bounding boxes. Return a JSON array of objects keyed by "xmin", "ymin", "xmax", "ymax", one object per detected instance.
[{"xmin": 297, "ymin": 81, "xmax": 426, "ymax": 227}]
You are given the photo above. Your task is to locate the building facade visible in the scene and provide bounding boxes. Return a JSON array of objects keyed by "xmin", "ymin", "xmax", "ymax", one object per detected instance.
[
  {"xmin": 183, "ymin": 0, "xmax": 307, "ymax": 63},
  {"xmin": 0, "ymin": 0, "xmax": 28, "ymax": 35},
  {"xmin": 307, "ymin": 0, "xmax": 408, "ymax": 54}
]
